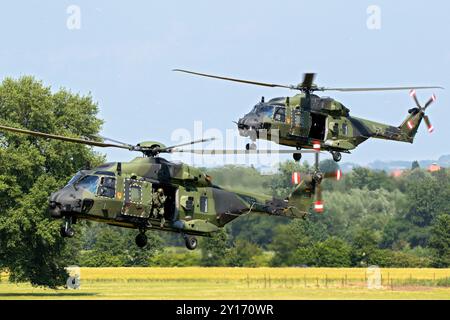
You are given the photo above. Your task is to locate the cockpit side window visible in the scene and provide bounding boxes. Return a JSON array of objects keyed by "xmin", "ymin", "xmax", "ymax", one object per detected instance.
[
  {"xmin": 98, "ymin": 177, "xmax": 116, "ymax": 198},
  {"xmin": 273, "ymin": 107, "xmax": 286, "ymax": 122},
  {"xmin": 75, "ymin": 175, "xmax": 99, "ymax": 194}
]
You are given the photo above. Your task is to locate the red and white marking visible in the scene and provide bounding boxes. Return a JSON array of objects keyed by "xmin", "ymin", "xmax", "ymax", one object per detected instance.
[
  {"xmin": 314, "ymin": 200, "xmax": 324, "ymax": 213},
  {"xmin": 336, "ymin": 169, "xmax": 342, "ymax": 181},
  {"xmin": 407, "ymin": 120, "xmax": 414, "ymax": 130},
  {"xmin": 409, "ymin": 89, "xmax": 416, "ymax": 97},
  {"xmin": 292, "ymin": 172, "xmax": 301, "ymax": 185},
  {"xmin": 313, "ymin": 141, "xmax": 321, "ymax": 151},
  {"xmin": 431, "ymin": 94, "xmax": 436, "ymax": 102},
  {"xmin": 427, "ymin": 124, "xmax": 434, "ymax": 133}
]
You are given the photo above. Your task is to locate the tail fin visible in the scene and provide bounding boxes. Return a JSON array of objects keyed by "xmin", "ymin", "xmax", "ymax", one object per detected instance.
[
  {"xmin": 398, "ymin": 109, "xmax": 423, "ymax": 142},
  {"xmin": 282, "ymin": 179, "xmax": 314, "ymax": 218}
]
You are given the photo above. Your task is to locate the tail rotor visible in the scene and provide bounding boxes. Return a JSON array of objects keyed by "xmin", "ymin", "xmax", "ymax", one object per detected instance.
[{"xmin": 408, "ymin": 90, "xmax": 436, "ymax": 133}]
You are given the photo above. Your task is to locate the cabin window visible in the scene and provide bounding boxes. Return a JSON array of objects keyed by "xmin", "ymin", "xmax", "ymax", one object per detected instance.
[
  {"xmin": 98, "ymin": 177, "xmax": 116, "ymax": 198},
  {"xmin": 200, "ymin": 196, "xmax": 208, "ymax": 213},
  {"xmin": 342, "ymin": 123, "xmax": 348, "ymax": 136},
  {"xmin": 333, "ymin": 123, "xmax": 339, "ymax": 137},
  {"xmin": 273, "ymin": 107, "xmax": 286, "ymax": 122},
  {"xmin": 185, "ymin": 196, "xmax": 194, "ymax": 212},
  {"xmin": 130, "ymin": 185, "xmax": 142, "ymax": 203}
]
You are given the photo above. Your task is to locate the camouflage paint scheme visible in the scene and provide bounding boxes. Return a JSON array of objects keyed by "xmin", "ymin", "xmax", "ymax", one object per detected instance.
[
  {"xmin": 49, "ymin": 156, "xmax": 314, "ymax": 237},
  {"xmin": 237, "ymin": 93, "xmax": 423, "ymax": 153}
]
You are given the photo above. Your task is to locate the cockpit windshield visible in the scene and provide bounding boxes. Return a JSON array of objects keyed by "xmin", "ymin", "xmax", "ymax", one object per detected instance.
[
  {"xmin": 251, "ymin": 104, "xmax": 275, "ymax": 117},
  {"xmin": 66, "ymin": 172, "xmax": 83, "ymax": 187},
  {"xmin": 74, "ymin": 175, "xmax": 99, "ymax": 194}
]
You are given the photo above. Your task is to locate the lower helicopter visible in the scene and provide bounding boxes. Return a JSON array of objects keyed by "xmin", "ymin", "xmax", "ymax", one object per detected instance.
[{"xmin": 0, "ymin": 124, "xmax": 340, "ymax": 250}]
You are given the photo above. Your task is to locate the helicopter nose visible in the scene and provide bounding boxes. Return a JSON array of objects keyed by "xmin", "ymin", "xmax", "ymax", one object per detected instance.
[
  {"xmin": 49, "ymin": 191, "xmax": 63, "ymax": 218},
  {"xmin": 48, "ymin": 188, "xmax": 84, "ymax": 218},
  {"xmin": 238, "ymin": 114, "xmax": 262, "ymax": 130}
]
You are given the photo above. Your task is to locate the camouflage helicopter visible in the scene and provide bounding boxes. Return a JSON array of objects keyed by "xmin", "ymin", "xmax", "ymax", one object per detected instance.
[
  {"xmin": 0, "ymin": 124, "xmax": 340, "ymax": 250},
  {"xmin": 174, "ymin": 69, "xmax": 443, "ymax": 162}
]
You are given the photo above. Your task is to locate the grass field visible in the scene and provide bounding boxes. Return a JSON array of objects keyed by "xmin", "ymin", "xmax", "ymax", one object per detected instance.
[{"xmin": 1, "ymin": 267, "xmax": 449, "ymax": 300}]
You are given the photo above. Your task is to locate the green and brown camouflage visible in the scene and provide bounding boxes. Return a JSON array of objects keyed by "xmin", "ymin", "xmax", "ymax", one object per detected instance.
[
  {"xmin": 0, "ymin": 122, "xmax": 325, "ymax": 249},
  {"xmin": 48, "ymin": 155, "xmax": 313, "ymax": 238},
  {"xmin": 174, "ymin": 69, "xmax": 441, "ymax": 162},
  {"xmin": 238, "ymin": 92, "xmax": 432, "ymax": 154}
]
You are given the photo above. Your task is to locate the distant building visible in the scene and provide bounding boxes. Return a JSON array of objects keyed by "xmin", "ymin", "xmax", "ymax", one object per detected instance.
[
  {"xmin": 390, "ymin": 169, "xmax": 404, "ymax": 178},
  {"xmin": 427, "ymin": 162, "xmax": 441, "ymax": 172}
]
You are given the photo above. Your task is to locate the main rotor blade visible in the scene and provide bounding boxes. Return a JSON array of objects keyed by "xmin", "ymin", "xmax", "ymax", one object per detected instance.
[
  {"xmin": 95, "ymin": 134, "xmax": 134, "ymax": 148},
  {"xmin": 173, "ymin": 69, "xmax": 295, "ymax": 90},
  {"xmin": 164, "ymin": 137, "xmax": 216, "ymax": 151},
  {"xmin": 172, "ymin": 149, "xmax": 318, "ymax": 155},
  {"xmin": 0, "ymin": 124, "xmax": 131, "ymax": 150},
  {"xmin": 321, "ymin": 86, "xmax": 444, "ymax": 92}
]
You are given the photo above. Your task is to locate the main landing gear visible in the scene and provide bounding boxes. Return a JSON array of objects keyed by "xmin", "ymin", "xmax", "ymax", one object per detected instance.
[
  {"xmin": 331, "ymin": 151, "xmax": 342, "ymax": 162},
  {"xmin": 183, "ymin": 234, "xmax": 198, "ymax": 250},
  {"xmin": 60, "ymin": 216, "xmax": 75, "ymax": 238}
]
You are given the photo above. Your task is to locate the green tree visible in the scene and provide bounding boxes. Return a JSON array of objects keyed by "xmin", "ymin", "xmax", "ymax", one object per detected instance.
[
  {"xmin": 227, "ymin": 240, "xmax": 263, "ymax": 267},
  {"xmin": 201, "ymin": 229, "xmax": 229, "ymax": 266},
  {"xmin": 350, "ymin": 228, "xmax": 381, "ymax": 266},
  {"xmin": 347, "ymin": 167, "xmax": 395, "ymax": 191},
  {"xmin": 429, "ymin": 214, "xmax": 450, "ymax": 267},
  {"xmin": 79, "ymin": 225, "xmax": 162, "ymax": 267},
  {"xmin": 0, "ymin": 76, "xmax": 103, "ymax": 287},
  {"xmin": 312, "ymin": 237, "xmax": 352, "ymax": 267},
  {"xmin": 270, "ymin": 218, "xmax": 327, "ymax": 266}
]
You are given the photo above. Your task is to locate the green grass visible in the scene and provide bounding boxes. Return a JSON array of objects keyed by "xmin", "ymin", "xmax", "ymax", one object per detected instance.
[{"xmin": 1, "ymin": 279, "xmax": 450, "ymax": 300}]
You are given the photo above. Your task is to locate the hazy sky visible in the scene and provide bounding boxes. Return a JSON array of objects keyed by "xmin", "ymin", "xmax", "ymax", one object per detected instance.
[{"xmin": 0, "ymin": 1, "xmax": 448, "ymax": 166}]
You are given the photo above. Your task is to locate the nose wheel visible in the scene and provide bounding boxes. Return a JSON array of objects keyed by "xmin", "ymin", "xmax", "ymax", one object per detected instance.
[
  {"xmin": 135, "ymin": 231, "xmax": 148, "ymax": 248},
  {"xmin": 293, "ymin": 147, "xmax": 302, "ymax": 162},
  {"xmin": 60, "ymin": 217, "xmax": 75, "ymax": 238},
  {"xmin": 331, "ymin": 151, "xmax": 342, "ymax": 162},
  {"xmin": 245, "ymin": 143, "xmax": 257, "ymax": 151}
]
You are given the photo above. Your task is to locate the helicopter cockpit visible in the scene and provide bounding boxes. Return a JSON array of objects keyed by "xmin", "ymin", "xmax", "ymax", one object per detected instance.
[{"xmin": 249, "ymin": 103, "xmax": 275, "ymax": 117}]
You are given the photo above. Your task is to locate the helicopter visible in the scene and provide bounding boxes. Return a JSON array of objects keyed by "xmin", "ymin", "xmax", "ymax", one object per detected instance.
[
  {"xmin": 174, "ymin": 69, "xmax": 443, "ymax": 162},
  {"xmin": 0, "ymin": 124, "xmax": 340, "ymax": 250}
]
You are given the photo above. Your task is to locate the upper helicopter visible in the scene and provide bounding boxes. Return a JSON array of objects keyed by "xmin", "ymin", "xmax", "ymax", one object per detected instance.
[
  {"xmin": 174, "ymin": 69, "xmax": 443, "ymax": 162},
  {"xmin": 0, "ymin": 124, "xmax": 338, "ymax": 250}
]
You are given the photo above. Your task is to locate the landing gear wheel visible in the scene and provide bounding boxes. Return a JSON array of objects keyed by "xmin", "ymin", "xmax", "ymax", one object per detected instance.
[
  {"xmin": 60, "ymin": 225, "xmax": 75, "ymax": 238},
  {"xmin": 245, "ymin": 143, "xmax": 257, "ymax": 151},
  {"xmin": 293, "ymin": 153, "xmax": 302, "ymax": 162},
  {"xmin": 185, "ymin": 236, "xmax": 198, "ymax": 250},
  {"xmin": 332, "ymin": 151, "xmax": 342, "ymax": 162},
  {"xmin": 135, "ymin": 233, "xmax": 148, "ymax": 248}
]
